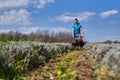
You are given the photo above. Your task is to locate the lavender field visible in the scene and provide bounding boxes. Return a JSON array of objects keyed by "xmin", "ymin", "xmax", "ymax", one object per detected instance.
[
  {"xmin": 84, "ymin": 42, "xmax": 120, "ymax": 79},
  {"xmin": 0, "ymin": 41, "xmax": 120, "ymax": 80},
  {"xmin": 0, "ymin": 41, "xmax": 72, "ymax": 80}
]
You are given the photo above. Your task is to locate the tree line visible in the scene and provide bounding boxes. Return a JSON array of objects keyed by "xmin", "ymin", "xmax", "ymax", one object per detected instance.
[{"xmin": 0, "ymin": 30, "xmax": 72, "ymax": 43}]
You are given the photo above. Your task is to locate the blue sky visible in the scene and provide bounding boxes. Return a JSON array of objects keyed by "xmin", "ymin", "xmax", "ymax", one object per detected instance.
[{"xmin": 0, "ymin": 0, "xmax": 120, "ymax": 42}]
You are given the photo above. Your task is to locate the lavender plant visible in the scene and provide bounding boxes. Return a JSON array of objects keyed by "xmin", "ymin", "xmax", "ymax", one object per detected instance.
[
  {"xmin": 84, "ymin": 42, "xmax": 120, "ymax": 78},
  {"xmin": 0, "ymin": 41, "xmax": 72, "ymax": 80}
]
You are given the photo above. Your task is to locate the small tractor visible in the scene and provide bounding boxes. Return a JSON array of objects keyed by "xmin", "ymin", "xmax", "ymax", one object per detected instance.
[{"xmin": 72, "ymin": 34, "xmax": 85, "ymax": 49}]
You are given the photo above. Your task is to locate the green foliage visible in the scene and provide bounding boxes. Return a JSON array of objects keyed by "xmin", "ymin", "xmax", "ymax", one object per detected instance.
[
  {"xmin": 55, "ymin": 57, "xmax": 77, "ymax": 80},
  {"xmin": 57, "ymin": 70, "xmax": 77, "ymax": 80},
  {"xmin": 0, "ymin": 41, "xmax": 72, "ymax": 80}
]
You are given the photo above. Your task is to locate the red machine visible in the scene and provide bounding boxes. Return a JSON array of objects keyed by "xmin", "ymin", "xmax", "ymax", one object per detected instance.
[{"xmin": 72, "ymin": 34, "xmax": 84, "ymax": 48}]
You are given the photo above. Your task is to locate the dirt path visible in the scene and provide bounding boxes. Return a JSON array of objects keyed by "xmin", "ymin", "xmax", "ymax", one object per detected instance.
[{"xmin": 23, "ymin": 50, "xmax": 95, "ymax": 80}]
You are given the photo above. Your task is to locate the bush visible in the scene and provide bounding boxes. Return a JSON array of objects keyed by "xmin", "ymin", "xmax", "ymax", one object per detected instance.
[{"xmin": 0, "ymin": 41, "xmax": 72, "ymax": 80}]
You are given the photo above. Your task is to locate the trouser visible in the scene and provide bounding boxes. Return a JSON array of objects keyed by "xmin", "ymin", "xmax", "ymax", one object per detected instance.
[{"xmin": 73, "ymin": 33, "xmax": 82, "ymax": 43}]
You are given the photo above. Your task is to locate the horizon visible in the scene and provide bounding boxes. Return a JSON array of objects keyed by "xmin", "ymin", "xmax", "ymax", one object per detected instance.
[{"xmin": 0, "ymin": 0, "xmax": 120, "ymax": 42}]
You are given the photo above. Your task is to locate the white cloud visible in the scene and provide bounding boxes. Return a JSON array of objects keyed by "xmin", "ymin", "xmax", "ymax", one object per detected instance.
[
  {"xmin": 50, "ymin": 27, "xmax": 71, "ymax": 32},
  {"xmin": 0, "ymin": 0, "xmax": 55, "ymax": 10},
  {"xmin": 100, "ymin": 10, "xmax": 118, "ymax": 18},
  {"xmin": 53, "ymin": 12, "xmax": 95, "ymax": 22},
  {"xmin": 0, "ymin": 29, "xmax": 11, "ymax": 33},
  {"xmin": 0, "ymin": 0, "xmax": 29, "ymax": 10},
  {"xmin": 0, "ymin": 27, "xmax": 46, "ymax": 34},
  {"xmin": 0, "ymin": 0, "xmax": 55, "ymax": 26},
  {"xmin": 0, "ymin": 26, "xmax": 70, "ymax": 34},
  {"xmin": 37, "ymin": 0, "xmax": 55, "ymax": 8},
  {"xmin": 19, "ymin": 26, "xmax": 40, "ymax": 34},
  {"xmin": 0, "ymin": 9, "xmax": 31, "ymax": 25},
  {"xmin": 19, "ymin": 26, "xmax": 71, "ymax": 34}
]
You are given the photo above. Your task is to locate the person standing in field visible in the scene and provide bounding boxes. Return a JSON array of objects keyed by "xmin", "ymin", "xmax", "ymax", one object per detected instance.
[{"xmin": 72, "ymin": 18, "xmax": 84, "ymax": 45}]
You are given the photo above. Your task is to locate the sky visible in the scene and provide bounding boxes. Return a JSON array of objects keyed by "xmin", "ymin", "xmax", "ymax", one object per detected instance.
[{"xmin": 0, "ymin": 0, "xmax": 120, "ymax": 42}]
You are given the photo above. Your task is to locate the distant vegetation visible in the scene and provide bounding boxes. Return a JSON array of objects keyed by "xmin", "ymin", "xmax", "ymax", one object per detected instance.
[
  {"xmin": 0, "ymin": 30, "xmax": 72, "ymax": 43},
  {"xmin": 103, "ymin": 40, "xmax": 120, "ymax": 44},
  {"xmin": 0, "ymin": 30, "xmax": 120, "ymax": 43}
]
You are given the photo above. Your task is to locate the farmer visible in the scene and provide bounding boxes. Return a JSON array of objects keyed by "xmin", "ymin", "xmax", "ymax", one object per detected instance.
[{"xmin": 72, "ymin": 18, "xmax": 84, "ymax": 46}]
